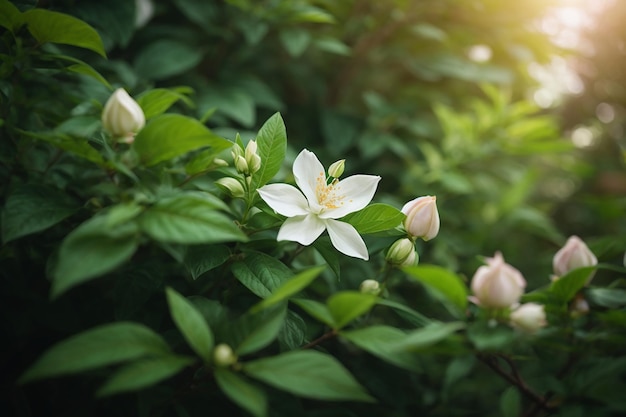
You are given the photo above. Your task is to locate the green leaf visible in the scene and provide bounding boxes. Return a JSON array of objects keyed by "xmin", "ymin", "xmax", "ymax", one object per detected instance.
[
  {"xmin": 392, "ymin": 322, "xmax": 465, "ymax": 351},
  {"xmin": 136, "ymin": 87, "xmax": 194, "ymax": 120},
  {"xmin": 97, "ymin": 355, "xmax": 194, "ymax": 397},
  {"xmin": 250, "ymin": 113, "xmax": 287, "ymax": 189},
  {"xmin": 312, "ymin": 236, "xmax": 341, "ymax": 279},
  {"xmin": 19, "ymin": 322, "xmax": 170, "ymax": 383},
  {"xmin": 215, "ymin": 368, "xmax": 267, "ymax": 417},
  {"xmin": 403, "ymin": 265, "xmax": 468, "ymax": 312},
  {"xmin": 251, "ymin": 265, "xmax": 326, "ymax": 313},
  {"xmin": 52, "ymin": 209, "xmax": 141, "ymax": 297},
  {"xmin": 185, "ymin": 146, "xmax": 234, "ymax": 175},
  {"xmin": 133, "ymin": 39, "xmax": 203, "ymax": 80},
  {"xmin": 550, "ymin": 266, "xmax": 596, "ymax": 302},
  {"xmin": 278, "ymin": 311, "xmax": 306, "ymax": 350},
  {"xmin": 467, "ymin": 321, "xmax": 515, "ymax": 351},
  {"xmin": 244, "ymin": 350, "xmax": 374, "ymax": 402},
  {"xmin": 2, "ymin": 184, "xmax": 78, "ymax": 243},
  {"xmin": 134, "ymin": 114, "xmax": 232, "ymax": 166},
  {"xmin": 0, "ymin": 0, "xmax": 23, "ymax": 32},
  {"xmin": 500, "ymin": 387, "xmax": 521, "ymax": 417},
  {"xmin": 64, "ymin": 60, "xmax": 111, "ymax": 89},
  {"xmin": 20, "ymin": 130, "xmax": 106, "ymax": 166},
  {"xmin": 279, "ymin": 28, "xmax": 311, "ymax": 57},
  {"xmin": 587, "ymin": 288, "xmax": 626, "ymax": 309},
  {"xmin": 327, "ymin": 291, "xmax": 377, "ymax": 330},
  {"xmin": 231, "ymin": 253, "xmax": 293, "ymax": 298},
  {"xmin": 231, "ymin": 305, "xmax": 287, "ymax": 355},
  {"xmin": 342, "ymin": 204, "xmax": 405, "ymax": 234},
  {"xmin": 138, "ymin": 193, "xmax": 247, "ymax": 244},
  {"xmin": 341, "ymin": 326, "xmax": 422, "ymax": 372},
  {"xmin": 22, "ymin": 9, "xmax": 106, "ymax": 57},
  {"xmin": 166, "ymin": 287, "xmax": 214, "ymax": 362},
  {"xmin": 183, "ymin": 244, "xmax": 231, "ymax": 280},
  {"xmin": 291, "ymin": 298, "xmax": 335, "ymax": 327},
  {"xmin": 376, "ymin": 299, "xmax": 432, "ymax": 327}
]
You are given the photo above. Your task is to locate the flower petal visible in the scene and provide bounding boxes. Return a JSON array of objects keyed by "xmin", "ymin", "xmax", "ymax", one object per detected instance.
[
  {"xmin": 318, "ymin": 174, "xmax": 381, "ymax": 219},
  {"xmin": 277, "ymin": 214, "xmax": 326, "ymax": 246},
  {"xmin": 257, "ymin": 184, "xmax": 309, "ymax": 217},
  {"xmin": 325, "ymin": 219, "xmax": 369, "ymax": 260},
  {"xmin": 293, "ymin": 149, "xmax": 325, "ymax": 207}
]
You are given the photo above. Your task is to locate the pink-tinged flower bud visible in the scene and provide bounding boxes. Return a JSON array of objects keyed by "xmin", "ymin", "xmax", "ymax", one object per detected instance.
[
  {"xmin": 386, "ymin": 238, "xmax": 418, "ymax": 267},
  {"xmin": 213, "ymin": 343, "xmax": 237, "ymax": 366},
  {"xmin": 401, "ymin": 196, "xmax": 440, "ymax": 241},
  {"xmin": 553, "ymin": 236, "xmax": 597, "ymax": 280},
  {"xmin": 470, "ymin": 252, "xmax": 526, "ymax": 309},
  {"xmin": 360, "ymin": 279, "xmax": 381, "ymax": 295},
  {"xmin": 570, "ymin": 294, "xmax": 590, "ymax": 318},
  {"xmin": 510, "ymin": 303, "xmax": 547, "ymax": 333},
  {"xmin": 328, "ymin": 159, "xmax": 345, "ymax": 178},
  {"xmin": 101, "ymin": 88, "xmax": 145, "ymax": 139}
]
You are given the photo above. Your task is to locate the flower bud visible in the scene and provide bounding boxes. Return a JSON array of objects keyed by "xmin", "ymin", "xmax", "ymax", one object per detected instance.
[
  {"xmin": 360, "ymin": 279, "xmax": 381, "ymax": 295},
  {"xmin": 401, "ymin": 196, "xmax": 440, "ymax": 241},
  {"xmin": 101, "ymin": 88, "xmax": 145, "ymax": 139},
  {"xmin": 216, "ymin": 177, "xmax": 245, "ymax": 198},
  {"xmin": 213, "ymin": 343, "xmax": 237, "ymax": 366},
  {"xmin": 213, "ymin": 158, "xmax": 228, "ymax": 167},
  {"xmin": 244, "ymin": 141, "xmax": 261, "ymax": 174},
  {"xmin": 234, "ymin": 155, "xmax": 249, "ymax": 174},
  {"xmin": 386, "ymin": 238, "xmax": 417, "ymax": 267},
  {"xmin": 510, "ymin": 303, "xmax": 547, "ymax": 333},
  {"xmin": 570, "ymin": 293, "xmax": 590, "ymax": 318},
  {"xmin": 470, "ymin": 252, "xmax": 526, "ymax": 309},
  {"xmin": 552, "ymin": 236, "xmax": 597, "ymax": 281},
  {"xmin": 328, "ymin": 159, "xmax": 345, "ymax": 178}
]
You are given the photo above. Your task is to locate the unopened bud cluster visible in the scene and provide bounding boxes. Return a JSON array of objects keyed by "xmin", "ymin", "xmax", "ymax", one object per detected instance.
[{"xmin": 232, "ymin": 140, "xmax": 261, "ymax": 176}]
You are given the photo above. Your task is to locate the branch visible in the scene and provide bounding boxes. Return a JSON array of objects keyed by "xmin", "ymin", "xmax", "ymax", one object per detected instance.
[{"xmin": 302, "ymin": 330, "xmax": 337, "ymax": 349}]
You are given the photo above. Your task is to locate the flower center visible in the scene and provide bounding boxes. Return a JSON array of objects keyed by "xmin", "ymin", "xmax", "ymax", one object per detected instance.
[{"xmin": 315, "ymin": 171, "xmax": 344, "ymax": 210}]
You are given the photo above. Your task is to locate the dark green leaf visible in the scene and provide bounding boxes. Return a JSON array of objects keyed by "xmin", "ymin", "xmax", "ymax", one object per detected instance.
[
  {"xmin": 279, "ymin": 28, "xmax": 311, "ymax": 57},
  {"xmin": 97, "ymin": 355, "xmax": 194, "ymax": 397},
  {"xmin": 500, "ymin": 387, "xmax": 521, "ymax": 417},
  {"xmin": 342, "ymin": 204, "xmax": 405, "ymax": 235},
  {"xmin": 403, "ymin": 265, "xmax": 468, "ymax": 311},
  {"xmin": 587, "ymin": 288, "xmax": 626, "ymax": 309},
  {"xmin": 232, "ymin": 252, "xmax": 293, "ymax": 298},
  {"xmin": 244, "ymin": 350, "xmax": 374, "ymax": 402},
  {"xmin": 0, "ymin": 0, "xmax": 23, "ymax": 32},
  {"xmin": 291, "ymin": 298, "xmax": 335, "ymax": 327},
  {"xmin": 250, "ymin": 113, "xmax": 287, "ymax": 189},
  {"xmin": 467, "ymin": 321, "xmax": 515, "ymax": 351},
  {"xmin": 2, "ymin": 184, "xmax": 78, "ymax": 243},
  {"xmin": 183, "ymin": 244, "xmax": 231, "ymax": 279},
  {"xmin": 327, "ymin": 291, "xmax": 377, "ymax": 330},
  {"xmin": 136, "ymin": 87, "xmax": 194, "ymax": 120},
  {"xmin": 341, "ymin": 326, "xmax": 422, "ymax": 371},
  {"xmin": 252, "ymin": 265, "xmax": 326, "ymax": 312},
  {"xmin": 134, "ymin": 114, "xmax": 232, "ymax": 166},
  {"xmin": 134, "ymin": 39, "xmax": 203, "ymax": 80},
  {"xmin": 312, "ymin": 236, "xmax": 341, "ymax": 279},
  {"xmin": 20, "ymin": 130, "xmax": 106, "ymax": 166},
  {"xmin": 23, "ymin": 9, "xmax": 106, "ymax": 57},
  {"xmin": 166, "ymin": 287, "xmax": 214, "ymax": 362},
  {"xmin": 19, "ymin": 322, "xmax": 170, "ymax": 383},
  {"xmin": 376, "ymin": 299, "xmax": 432, "ymax": 327},
  {"xmin": 278, "ymin": 311, "xmax": 306, "ymax": 350},
  {"xmin": 138, "ymin": 193, "xmax": 247, "ymax": 244},
  {"xmin": 231, "ymin": 305, "xmax": 287, "ymax": 355},
  {"xmin": 392, "ymin": 322, "xmax": 465, "ymax": 351},
  {"xmin": 215, "ymin": 368, "xmax": 267, "ymax": 417},
  {"xmin": 550, "ymin": 266, "xmax": 596, "ymax": 302}
]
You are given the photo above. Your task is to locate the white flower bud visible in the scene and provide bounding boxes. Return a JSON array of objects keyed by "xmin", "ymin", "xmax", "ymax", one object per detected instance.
[
  {"xmin": 216, "ymin": 177, "xmax": 245, "ymax": 198},
  {"xmin": 234, "ymin": 155, "xmax": 249, "ymax": 174},
  {"xmin": 552, "ymin": 236, "xmax": 597, "ymax": 282},
  {"xmin": 244, "ymin": 141, "xmax": 261, "ymax": 174},
  {"xmin": 386, "ymin": 238, "xmax": 417, "ymax": 267},
  {"xmin": 470, "ymin": 252, "xmax": 526, "ymax": 309},
  {"xmin": 510, "ymin": 303, "xmax": 547, "ymax": 333},
  {"xmin": 360, "ymin": 279, "xmax": 381, "ymax": 295},
  {"xmin": 401, "ymin": 196, "xmax": 440, "ymax": 241},
  {"xmin": 101, "ymin": 88, "xmax": 145, "ymax": 139},
  {"xmin": 328, "ymin": 159, "xmax": 345, "ymax": 178},
  {"xmin": 213, "ymin": 158, "xmax": 228, "ymax": 167},
  {"xmin": 213, "ymin": 343, "xmax": 237, "ymax": 366}
]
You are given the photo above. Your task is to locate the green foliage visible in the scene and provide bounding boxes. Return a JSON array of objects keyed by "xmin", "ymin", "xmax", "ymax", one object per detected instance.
[{"xmin": 2, "ymin": 1, "xmax": 625, "ymax": 416}]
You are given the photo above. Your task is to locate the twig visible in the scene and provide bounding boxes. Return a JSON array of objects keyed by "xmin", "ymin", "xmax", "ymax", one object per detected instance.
[{"xmin": 302, "ymin": 330, "xmax": 337, "ymax": 349}]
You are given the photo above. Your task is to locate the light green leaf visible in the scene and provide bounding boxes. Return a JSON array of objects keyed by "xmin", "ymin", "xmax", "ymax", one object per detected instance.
[
  {"xmin": 138, "ymin": 193, "xmax": 247, "ymax": 244},
  {"xmin": 97, "ymin": 355, "xmax": 194, "ymax": 397},
  {"xmin": 231, "ymin": 305, "xmax": 287, "ymax": 355},
  {"xmin": 215, "ymin": 368, "xmax": 267, "ymax": 417},
  {"xmin": 0, "ymin": 0, "xmax": 23, "ymax": 32},
  {"xmin": 327, "ymin": 291, "xmax": 377, "ymax": 330},
  {"xmin": 2, "ymin": 184, "xmax": 79, "ymax": 243},
  {"xmin": 52, "ymin": 210, "xmax": 141, "ymax": 297},
  {"xmin": 251, "ymin": 265, "xmax": 326, "ymax": 313},
  {"xmin": 166, "ymin": 287, "xmax": 214, "ymax": 362},
  {"xmin": 22, "ymin": 9, "xmax": 106, "ymax": 57},
  {"xmin": 290, "ymin": 6, "xmax": 336, "ymax": 24},
  {"xmin": 134, "ymin": 39, "xmax": 203, "ymax": 80},
  {"xmin": 136, "ymin": 87, "xmax": 194, "ymax": 120},
  {"xmin": 588, "ymin": 288, "xmax": 626, "ymax": 309},
  {"xmin": 250, "ymin": 113, "xmax": 287, "ymax": 189},
  {"xmin": 403, "ymin": 265, "xmax": 468, "ymax": 312},
  {"xmin": 392, "ymin": 322, "xmax": 465, "ymax": 351},
  {"xmin": 183, "ymin": 244, "xmax": 231, "ymax": 280},
  {"xmin": 244, "ymin": 350, "xmax": 374, "ymax": 402},
  {"xmin": 341, "ymin": 326, "xmax": 422, "ymax": 371},
  {"xmin": 550, "ymin": 266, "xmax": 596, "ymax": 302},
  {"xmin": 134, "ymin": 114, "xmax": 232, "ymax": 166},
  {"xmin": 19, "ymin": 322, "xmax": 170, "ymax": 383},
  {"xmin": 279, "ymin": 28, "xmax": 311, "ymax": 57},
  {"xmin": 291, "ymin": 298, "xmax": 335, "ymax": 327},
  {"xmin": 341, "ymin": 204, "xmax": 405, "ymax": 235},
  {"xmin": 231, "ymin": 253, "xmax": 293, "ymax": 298}
]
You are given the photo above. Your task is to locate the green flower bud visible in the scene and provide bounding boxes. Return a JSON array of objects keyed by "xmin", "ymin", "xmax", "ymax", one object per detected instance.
[
  {"xmin": 386, "ymin": 238, "xmax": 417, "ymax": 267},
  {"xmin": 360, "ymin": 279, "xmax": 381, "ymax": 295},
  {"xmin": 328, "ymin": 159, "xmax": 345, "ymax": 178},
  {"xmin": 213, "ymin": 343, "xmax": 237, "ymax": 366},
  {"xmin": 216, "ymin": 177, "xmax": 245, "ymax": 198},
  {"xmin": 234, "ymin": 155, "xmax": 249, "ymax": 174}
]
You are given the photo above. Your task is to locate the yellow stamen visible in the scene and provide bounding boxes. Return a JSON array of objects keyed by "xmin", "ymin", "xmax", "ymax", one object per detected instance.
[{"xmin": 315, "ymin": 171, "xmax": 345, "ymax": 210}]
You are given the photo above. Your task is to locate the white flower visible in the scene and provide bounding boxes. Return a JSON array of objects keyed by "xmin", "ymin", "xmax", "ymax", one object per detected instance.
[
  {"xmin": 101, "ymin": 88, "xmax": 145, "ymax": 140},
  {"xmin": 257, "ymin": 149, "xmax": 381, "ymax": 260},
  {"xmin": 510, "ymin": 303, "xmax": 547, "ymax": 333}
]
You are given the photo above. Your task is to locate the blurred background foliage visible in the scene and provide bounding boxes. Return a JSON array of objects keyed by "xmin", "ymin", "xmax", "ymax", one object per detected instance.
[{"xmin": 1, "ymin": 0, "xmax": 625, "ymax": 415}]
